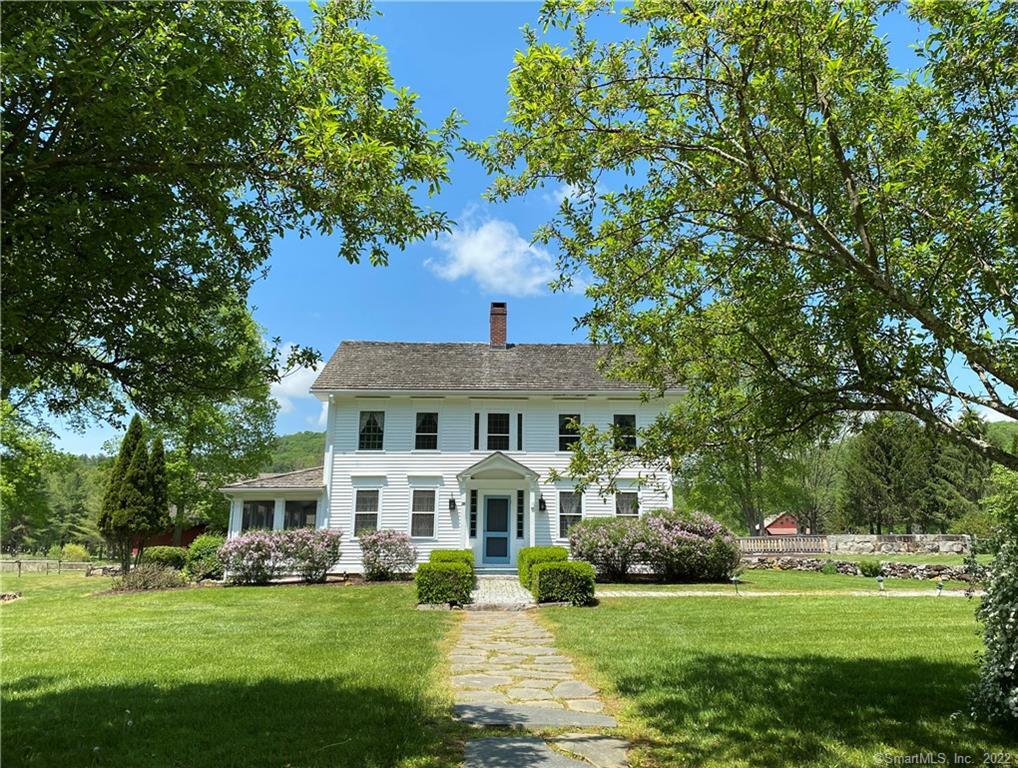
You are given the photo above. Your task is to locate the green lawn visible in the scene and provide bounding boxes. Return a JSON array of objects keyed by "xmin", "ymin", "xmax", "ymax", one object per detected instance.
[
  {"xmin": 541, "ymin": 596, "xmax": 1011, "ymax": 768},
  {"xmin": 2, "ymin": 573, "xmax": 458, "ymax": 768},
  {"xmin": 822, "ymin": 552, "xmax": 991, "ymax": 566},
  {"xmin": 601, "ymin": 569, "xmax": 971, "ymax": 592}
]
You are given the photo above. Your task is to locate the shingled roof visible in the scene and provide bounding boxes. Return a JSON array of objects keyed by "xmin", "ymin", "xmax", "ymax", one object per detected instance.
[
  {"xmin": 310, "ymin": 342, "xmax": 642, "ymax": 393},
  {"xmin": 221, "ymin": 466, "xmax": 324, "ymax": 492}
]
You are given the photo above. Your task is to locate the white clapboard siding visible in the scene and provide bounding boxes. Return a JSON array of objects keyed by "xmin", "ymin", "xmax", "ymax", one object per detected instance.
[{"xmin": 323, "ymin": 394, "xmax": 673, "ymax": 571}]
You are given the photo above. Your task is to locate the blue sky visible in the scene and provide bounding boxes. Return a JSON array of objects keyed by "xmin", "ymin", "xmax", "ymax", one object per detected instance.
[{"xmin": 52, "ymin": 1, "xmax": 949, "ymax": 454}]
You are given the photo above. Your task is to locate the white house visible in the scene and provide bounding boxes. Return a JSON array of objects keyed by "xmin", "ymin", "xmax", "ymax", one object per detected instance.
[{"xmin": 222, "ymin": 303, "xmax": 677, "ymax": 572}]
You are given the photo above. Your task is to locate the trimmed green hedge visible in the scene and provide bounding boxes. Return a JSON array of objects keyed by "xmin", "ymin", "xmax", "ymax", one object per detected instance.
[
  {"xmin": 531, "ymin": 561, "xmax": 596, "ymax": 606},
  {"xmin": 416, "ymin": 561, "xmax": 473, "ymax": 605},
  {"xmin": 518, "ymin": 546, "xmax": 568, "ymax": 588},
  {"xmin": 185, "ymin": 534, "xmax": 225, "ymax": 580},
  {"xmin": 429, "ymin": 549, "xmax": 475, "ymax": 573},
  {"xmin": 144, "ymin": 546, "xmax": 187, "ymax": 570}
]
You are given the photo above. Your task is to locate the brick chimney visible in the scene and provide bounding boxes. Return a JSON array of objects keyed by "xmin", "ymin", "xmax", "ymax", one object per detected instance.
[{"xmin": 489, "ymin": 302, "xmax": 507, "ymax": 348}]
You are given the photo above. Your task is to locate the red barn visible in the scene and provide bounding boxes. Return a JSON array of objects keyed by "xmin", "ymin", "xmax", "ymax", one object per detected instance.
[{"xmin": 762, "ymin": 514, "xmax": 800, "ymax": 536}]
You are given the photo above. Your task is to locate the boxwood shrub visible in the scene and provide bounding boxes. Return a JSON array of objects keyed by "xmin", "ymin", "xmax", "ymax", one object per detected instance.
[
  {"xmin": 143, "ymin": 546, "xmax": 187, "ymax": 570},
  {"xmin": 518, "ymin": 546, "xmax": 568, "ymax": 589},
  {"xmin": 416, "ymin": 561, "xmax": 473, "ymax": 605},
  {"xmin": 429, "ymin": 549, "xmax": 474, "ymax": 574},
  {"xmin": 531, "ymin": 561, "xmax": 596, "ymax": 606},
  {"xmin": 185, "ymin": 534, "xmax": 225, "ymax": 581}
]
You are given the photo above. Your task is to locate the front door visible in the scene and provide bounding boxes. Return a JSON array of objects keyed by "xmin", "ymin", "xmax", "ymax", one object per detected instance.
[{"xmin": 483, "ymin": 496, "xmax": 511, "ymax": 564}]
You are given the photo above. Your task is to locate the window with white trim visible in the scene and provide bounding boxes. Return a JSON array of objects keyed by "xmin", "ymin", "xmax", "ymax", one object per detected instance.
[
  {"xmin": 415, "ymin": 412, "xmax": 438, "ymax": 450},
  {"xmin": 558, "ymin": 491, "xmax": 582, "ymax": 538},
  {"xmin": 284, "ymin": 500, "xmax": 317, "ymax": 529},
  {"xmin": 615, "ymin": 492, "xmax": 639, "ymax": 517},
  {"xmin": 613, "ymin": 414, "xmax": 637, "ymax": 451},
  {"xmin": 487, "ymin": 413, "xmax": 509, "ymax": 450},
  {"xmin": 358, "ymin": 411, "xmax": 385, "ymax": 451},
  {"xmin": 410, "ymin": 489, "xmax": 436, "ymax": 538},
  {"xmin": 354, "ymin": 489, "xmax": 379, "ymax": 536},
  {"xmin": 242, "ymin": 500, "xmax": 274, "ymax": 531},
  {"xmin": 558, "ymin": 414, "xmax": 580, "ymax": 451}
]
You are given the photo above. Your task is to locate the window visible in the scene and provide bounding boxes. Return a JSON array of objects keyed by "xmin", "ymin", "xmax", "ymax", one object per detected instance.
[
  {"xmin": 615, "ymin": 492, "xmax": 639, "ymax": 517},
  {"xmin": 473, "ymin": 413, "xmax": 480, "ymax": 450},
  {"xmin": 354, "ymin": 489, "xmax": 379, "ymax": 536},
  {"xmin": 469, "ymin": 490, "xmax": 478, "ymax": 538},
  {"xmin": 558, "ymin": 491, "xmax": 582, "ymax": 538},
  {"xmin": 410, "ymin": 489, "xmax": 436, "ymax": 537},
  {"xmin": 517, "ymin": 413, "xmax": 523, "ymax": 451},
  {"xmin": 415, "ymin": 412, "xmax": 438, "ymax": 450},
  {"xmin": 358, "ymin": 411, "xmax": 384, "ymax": 451},
  {"xmin": 516, "ymin": 490, "xmax": 524, "ymax": 538},
  {"xmin": 487, "ymin": 413, "xmax": 509, "ymax": 450},
  {"xmin": 242, "ymin": 500, "xmax": 274, "ymax": 531},
  {"xmin": 558, "ymin": 414, "xmax": 581, "ymax": 451},
  {"xmin": 613, "ymin": 414, "xmax": 637, "ymax": 451},
  {"xmin": 284, "ymin": 500, "xmax": 317, "ymax": 529}
]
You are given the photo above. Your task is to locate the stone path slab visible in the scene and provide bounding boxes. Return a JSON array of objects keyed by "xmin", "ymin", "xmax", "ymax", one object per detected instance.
[
  {"xmin": 549, "ymin": 734, "xmax": 630, "ymax": 768},
  {"xmin": 465, "ymin": 737, "xmax": 588, "ymax": 768},
  {"xmin": 454, "ymin": 703, "xmax": 616, "ymax": 727},
  {"xmin": 469, "ymin": 577, "xmax": 536, "ymax": 609}
]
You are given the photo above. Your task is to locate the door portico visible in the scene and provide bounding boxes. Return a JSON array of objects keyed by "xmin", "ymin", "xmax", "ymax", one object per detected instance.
[{"xmin": 456, "ymin": 452, "xmax": 540, "ymax": 570}]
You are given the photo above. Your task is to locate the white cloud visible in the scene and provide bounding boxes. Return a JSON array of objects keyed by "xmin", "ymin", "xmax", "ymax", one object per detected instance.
[
  {"xmin": 270, "ymin": 345, "xmax": 320, "ymax": 414},
  {"xmin": 427, "ymin": 217, "xmax": 557, "ymax": 296},
  {"xmin": 543, "ymin": 182, "xmax": 583, "ymax": 206}
]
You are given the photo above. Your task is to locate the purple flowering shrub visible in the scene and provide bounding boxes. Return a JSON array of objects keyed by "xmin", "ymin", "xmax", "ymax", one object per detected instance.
[
  {"xmin": 219, "ymin": 531, "xmax": 278, "ymax": 585},
  {"xmin": 276, "ymin": 528, "xmax": 343, "ymax": 583},
  {"xmin": 219, "ymin": 528, "xmax": 344, "ymax": 585},
  {"xmin": 569, "ymin": 518, "xmax": 646, "ymax": 581},
  {"xmin": 640, "ymin": 510, "xmax": 741, "ymax": 582},
  {"xmin": 359, "ymin": 530, "xmax": 418, "ymax": 580}
]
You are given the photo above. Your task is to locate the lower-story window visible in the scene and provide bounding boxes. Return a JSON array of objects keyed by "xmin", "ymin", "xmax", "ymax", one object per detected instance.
[
  {"xmin": 411, "ymin": 489, "xmax": 436, "ymax": 538},
  {"xmin": 284, "ymin": 500, "xmax": 317, "ymax": 529},
  {"xmin": 242, "ymin": 500, "xmax": 274, "ymax": 531},
  {"xmin": 615, "ymin": 492, "xmax": 639, "ymax": 517},
  {"xmin": 354, "ymin": 489, "xmax": 379, "ymax": 536},
  {"xmin": 558, "ymin": 491, "xmax": 582, "ymax": 539}
]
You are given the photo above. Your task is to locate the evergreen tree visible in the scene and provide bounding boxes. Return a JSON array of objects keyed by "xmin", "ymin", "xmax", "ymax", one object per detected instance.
[
  {"xmin": 98, "ymin": 415, "xmax": 150, "ymax": 571},
  {"xmin": 147, "ymin": 437, "xmax": 168, "ymax": 534}
]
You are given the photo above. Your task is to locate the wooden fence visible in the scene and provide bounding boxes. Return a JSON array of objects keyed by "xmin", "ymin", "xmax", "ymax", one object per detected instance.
[{"xmin": 737, "ymin": 536, "xmax": 828, "ymax": 555}]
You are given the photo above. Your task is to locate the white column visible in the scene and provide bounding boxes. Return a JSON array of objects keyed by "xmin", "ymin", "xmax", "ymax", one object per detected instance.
[
  {"xmin": 273, "ymin": 498, "xmax": 285, "ymax": 531},
  {"xmin": 529, "ymin": 483, "xmax": 538, "ymax": 547},
  {"xmin": 229, "ymin": 499, "xmax": 241, "ymax": 539}
]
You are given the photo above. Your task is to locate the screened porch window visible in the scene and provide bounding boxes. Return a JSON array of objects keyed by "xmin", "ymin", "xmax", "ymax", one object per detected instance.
[
  {"xmin": 487, "ymin": 413, "xmax": 509, "ymax": 450},
  {"xmin": 415, "ymin": 412, "xmax": 438, "ymax": 450},
  {"xmin": 354, "ymin": 489, "xmax": 379, "ymax": 536},
  {"xmin": 558, "ymin": 492, "xmax": 582, "ymax": 539},
  {"xmin": 284, "ymin": 500, "xmax": 317, "ymax": 529},
  {"xmin": 615, "ymin": 492, "xmax": 639, "ymax": 517},
  {"xmin": 410, "ymin": 489, "xmax": 436, "ymax": 538},
  {"xmin": 358, "ymin": 411, "xmax": 385, "ymax": 451},
  {"xmin": 242, "ymin": 500, "xmax": 274, "ymax": 531}
]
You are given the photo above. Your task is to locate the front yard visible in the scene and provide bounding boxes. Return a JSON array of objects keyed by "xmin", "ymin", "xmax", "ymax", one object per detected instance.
[{"xmin": 2, "ymin": 573, "xmax": 458, "ymax": 768}]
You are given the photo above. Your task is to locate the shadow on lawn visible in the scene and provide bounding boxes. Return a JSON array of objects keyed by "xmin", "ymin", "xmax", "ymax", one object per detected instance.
[
  {"xmin": 623, "ymin": 654, "xmax": 1004, "ymax": 767},
  {"xmin": 4, "ymin": 676, "xmax": 459, "ymax": 768}
]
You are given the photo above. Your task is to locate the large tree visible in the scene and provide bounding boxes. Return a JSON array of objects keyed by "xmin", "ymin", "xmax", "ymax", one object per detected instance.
[
  {"xmin": 2, "ymin": 0, "xmax": 458, "ymax": 426},
  {"xmin": 476, "ymin": 0, "xmax": 1017, "ymax": 469}
]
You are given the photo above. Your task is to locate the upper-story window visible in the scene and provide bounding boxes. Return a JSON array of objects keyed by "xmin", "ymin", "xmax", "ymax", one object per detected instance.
[
  {"xmin": 615, "ymin": 492, "xmax": 639, "ymax": 517},
  {"xmin": 284, "ymin": 500, "xmax": 317, "ymax": 529},
  {"xmin": 487, "ymin": 413, "xmax": 510, "ymax": 450},
  {"xmin": 613, "ymin": 414, "xmax": 637, "ymax": 451},
  {"xmin": 558, "ymin": 414, "xmax": 581, "ymax": 451},
  {"xmin": 415, "ymin": 412, "xmax": 438, "ymax": 450},
  {"xmin": 358, "ymin": 411, "xmax": 385, "ymax": 451}
]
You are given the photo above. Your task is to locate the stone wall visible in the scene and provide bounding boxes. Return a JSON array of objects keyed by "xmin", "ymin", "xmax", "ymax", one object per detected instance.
[{"xmin": 827, "ymin": 533, "xmax": 969, "ymax": 555}]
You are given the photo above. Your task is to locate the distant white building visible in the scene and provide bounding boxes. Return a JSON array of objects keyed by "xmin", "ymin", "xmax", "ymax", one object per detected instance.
[{"xmin": 222, "ymin": 303, "xmax": 677, "ymax": 572}]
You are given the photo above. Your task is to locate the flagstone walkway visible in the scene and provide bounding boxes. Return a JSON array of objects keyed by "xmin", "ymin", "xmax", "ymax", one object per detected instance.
[{"xmin": 452, "ymin": 611, "xmax": 628, "ymax": 768}]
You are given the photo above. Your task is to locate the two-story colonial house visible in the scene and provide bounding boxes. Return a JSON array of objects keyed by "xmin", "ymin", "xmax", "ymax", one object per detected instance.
[{"xmin": 222, "ymin": 303, "xmax": 677, "ymax": 572}]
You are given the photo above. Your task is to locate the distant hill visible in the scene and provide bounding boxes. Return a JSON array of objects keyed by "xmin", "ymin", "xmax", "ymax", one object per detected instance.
[
  {"xmin": 988, "ymin": 420, "xmax": 1018, "ymax": 452},
  {"xmin": 267, "ymin": 431, "xmax": 325, "ymax": 473}
]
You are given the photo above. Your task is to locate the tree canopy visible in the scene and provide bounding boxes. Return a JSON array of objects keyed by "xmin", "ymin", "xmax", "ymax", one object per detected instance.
[
  {"xmin": 2, "ymin": 0, "xmax": 458, "ymax": 426},
  {"xmin": 476, "ymin": 0, "xmax": 1017, "ymax": 469}
]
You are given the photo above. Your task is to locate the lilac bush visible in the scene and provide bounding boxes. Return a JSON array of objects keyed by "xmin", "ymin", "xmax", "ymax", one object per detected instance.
[
  {"xmin": 219, "ymin": 531, "xmax": 278, "ymax": 585},
  {"xmin": 640, "ymin": 509, "xmax": 741, "ymax": 582},
  {"xmin": 359, "ymin": 530, "xmax": 418, "ymax": 580},
  {"xmin": 569, "ymin": 517, "xmax": 646, "ymax": 581},
  {"xmin": 276, "ymin": 528, "xmax": 343, "ymax": 583},
  {"xmin": 219, "ymin": 528, "xmax": 344, "ymax": 585}
]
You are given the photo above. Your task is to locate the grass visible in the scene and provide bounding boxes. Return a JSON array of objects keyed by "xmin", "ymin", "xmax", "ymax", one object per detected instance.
[
  {"xmin": 600, "ymin": 569, "xmax": 972, "ymax": 592},
  {"xmin": 1, "ymin": 573, "xmax": 459, "ymax": 768},
  {"xmin": 821, "ymin": 552, "xmax": 991, "ymax": 566},
  {"xmin": 541, "ymin": 596, "xmax": 1011, "ymax": 768}
]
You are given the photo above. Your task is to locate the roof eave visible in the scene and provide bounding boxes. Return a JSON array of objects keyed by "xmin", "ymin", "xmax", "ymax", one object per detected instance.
[{"xmin": 311, "ymin": 387, "xmax": 685, "ymax": 399}]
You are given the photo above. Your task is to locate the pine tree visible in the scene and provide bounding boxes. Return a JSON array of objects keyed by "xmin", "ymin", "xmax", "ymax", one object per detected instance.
[
  {"xmin": 147, "ymin": 436, "xmax": 168, "ymax": 536},
  {"xmin": 98, "ymin": 415, "xmax": 144, "ymax": 569}
]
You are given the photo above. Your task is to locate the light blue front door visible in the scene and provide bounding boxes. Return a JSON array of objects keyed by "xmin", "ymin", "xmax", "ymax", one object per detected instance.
[{"xmin": 483, "ymin": 496, "xmax": 511, "ymax": 564}]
